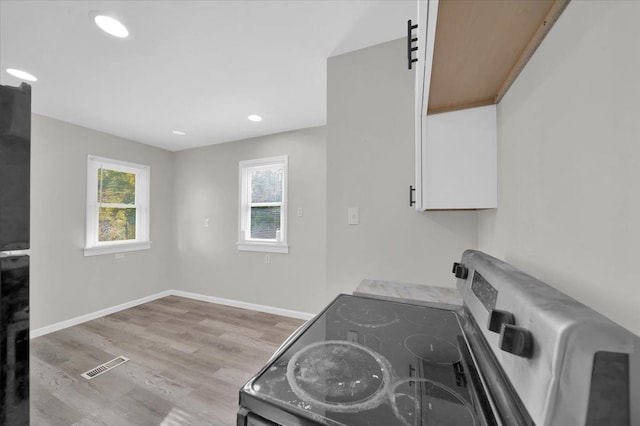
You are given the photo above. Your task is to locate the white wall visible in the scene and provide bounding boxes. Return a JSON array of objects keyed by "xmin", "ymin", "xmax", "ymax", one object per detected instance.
[
  {"xmin": 30, "ymin": 115, "xmax": 175, "ymax": 329},
  {"xmin": 173, "ymin": 127, "xmax": 327, "ymax": 315},
  {"xmin": 326, "ymin": 39, "xmax": 478, "ymax": 299},
  {"xmin": 478, "ymin": 1, "xmax": 640, "ymax": 335}
]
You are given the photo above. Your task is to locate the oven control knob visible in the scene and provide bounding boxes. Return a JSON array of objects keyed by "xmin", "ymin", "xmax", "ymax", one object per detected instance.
[
  {"xmin": 487, "ymin": 309, "xmax": 515, "ymax": 333},
  {"xmin": 452, "ymin": 262, "xmax": 468, "ymax": 279},
  {"xmin": 499, "ymin": 324, "xmax": 533, "ymax": 358}
]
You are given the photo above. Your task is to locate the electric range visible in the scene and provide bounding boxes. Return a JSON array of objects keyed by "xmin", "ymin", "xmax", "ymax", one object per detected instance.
[{"xmin": 238, "ymin": 250, "xmax": 639, "ymax": 425}]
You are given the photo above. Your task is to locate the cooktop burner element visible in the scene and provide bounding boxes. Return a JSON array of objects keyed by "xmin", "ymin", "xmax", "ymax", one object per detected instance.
[
  {"xmin": 404, "ymin": 335, "xmax": 462, "ymax": 364},
  {"xmin": 403, "ymin": 306, "xmax": 448, "ymax": 328},
  {"xmin": 286, "ymin": 340, "xmax": 392, "ymax": 413},
  {"xmin": 391, "ymin": 378, "xmax": 475, "ymax": 426},
  {"xmin": 336, "ymin": 298, "xmax": 399, "ymax": 328}
]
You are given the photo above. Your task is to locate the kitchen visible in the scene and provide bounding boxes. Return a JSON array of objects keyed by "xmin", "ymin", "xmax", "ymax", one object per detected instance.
[{"xmin": 1, "ymin": 0, "xmax": 639, "ymax": 425}]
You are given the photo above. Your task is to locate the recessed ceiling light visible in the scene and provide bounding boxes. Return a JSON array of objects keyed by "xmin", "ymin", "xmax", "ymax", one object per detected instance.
[
  {"xmin": 6, "ymin": 68, "xmax": 37, "ymax": 82},
  {"xmin": 94, "ymin": 15, "xmax": 129, "ymax": 38},
  {"xmin": 248, "ymin": 115, "xmax": 263, "ymax": 122},
  {"xmin": 172, "ymin": 130, "xmax": 186, "ymax": 136}
]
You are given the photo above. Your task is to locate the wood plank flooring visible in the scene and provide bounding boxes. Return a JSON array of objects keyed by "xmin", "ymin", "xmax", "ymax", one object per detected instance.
[{"xmin": 30, "ymin": 296, "xmax": 305, "ymax": 425}]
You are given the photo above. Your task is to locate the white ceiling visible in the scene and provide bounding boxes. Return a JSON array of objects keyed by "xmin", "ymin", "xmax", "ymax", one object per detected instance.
[{"xmin": 0, "ymin": 0, "xmax": 416, "ymax": 151}]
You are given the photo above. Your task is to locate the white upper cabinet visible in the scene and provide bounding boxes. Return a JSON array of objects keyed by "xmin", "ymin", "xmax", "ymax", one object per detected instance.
[
  {"xmin": 413, "ymin": 0, "xmax": 496, "ymax": 211},
  {"xmin": 412, "ymin": 0, "xmax": 569, "ymax": 210}
]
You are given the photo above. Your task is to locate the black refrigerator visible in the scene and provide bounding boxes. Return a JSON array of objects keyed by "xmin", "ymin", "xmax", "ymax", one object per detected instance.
[{"xmin": 0, "ymin": 82, "xmax": 31, "ymax": 426}]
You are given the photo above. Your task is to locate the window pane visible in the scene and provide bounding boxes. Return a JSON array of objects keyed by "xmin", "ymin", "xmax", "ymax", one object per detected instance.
[
  {"xmin": 99, "ymin": 207, "xmax": 136, "ymax": 241},
  {"xmin": 250, "ymin": 168, "xmax": 282, "ymax": 203},
  {"xmin": 250, "ymin": 206, "xmax": 280, "ymax": 240},
  {"xmin": 98, "ymin": 168, "xmax": 135, "ymax": 204}
]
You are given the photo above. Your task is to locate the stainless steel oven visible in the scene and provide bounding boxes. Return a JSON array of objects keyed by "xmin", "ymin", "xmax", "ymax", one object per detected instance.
[{"xmin": 238, "ymin": 250, "xmax": 639, "ymax": 425}]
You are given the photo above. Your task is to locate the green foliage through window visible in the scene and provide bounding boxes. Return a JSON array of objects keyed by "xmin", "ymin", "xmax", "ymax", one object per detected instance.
[
  {"xmin": 98, "ymin": 168, "xmax": 135, "ymax": 204},
  {"xmin": 99, "ymin": 208, "xmax": 136, "ymax": 241},
  {"xmin": 98, "ymin": 167, "xmax": 136, "ymax": 241}
]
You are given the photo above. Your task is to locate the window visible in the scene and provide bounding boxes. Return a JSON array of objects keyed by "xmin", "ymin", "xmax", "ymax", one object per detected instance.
[
  {"xmin": 238, "ymin": 156, "xmax": 288, "ymax": 253},
  {"xmin": 84, "ymin": 155, "xmax": 150, "ymax": 256}
]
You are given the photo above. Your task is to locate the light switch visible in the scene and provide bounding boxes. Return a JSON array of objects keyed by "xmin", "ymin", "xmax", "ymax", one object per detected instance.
[
  {"xmin": 297, "ymin": 207, "xmax": 303, "ymax": 217},
  {"xmin": 204, "ymin": 217, "xmax": 210, "ymax": 227},
  {"xmin": 348, "ymin": 207, "xmax": 359, "ymax": 225}
]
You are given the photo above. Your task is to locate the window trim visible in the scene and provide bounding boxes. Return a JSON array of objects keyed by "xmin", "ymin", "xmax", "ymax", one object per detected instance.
[
  {"xmin": 84, "ymin": 155, "xmax": 151, "ymax": 256},
  {"xmin": 237, "ymin": 155, "xmax": 289, "ymax": 254}
]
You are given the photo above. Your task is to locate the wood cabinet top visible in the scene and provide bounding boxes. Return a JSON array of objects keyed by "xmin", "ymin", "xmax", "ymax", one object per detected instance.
[{"xmin": 427, "ymin": 0, "xmax": 570, "ymax": 115}]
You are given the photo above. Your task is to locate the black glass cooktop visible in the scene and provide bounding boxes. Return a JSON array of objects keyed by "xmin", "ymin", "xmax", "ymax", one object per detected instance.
[{"xmin": 240, "ymin": 295, "xmax": 491, "ymax": 426}]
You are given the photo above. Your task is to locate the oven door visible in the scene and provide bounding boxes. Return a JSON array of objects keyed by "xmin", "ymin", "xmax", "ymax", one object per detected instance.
[
  {"xmin": 247, "ymin": 413, "xmax": 279, "ymax": 426},
  {"xmin": 238, "ymin": 407, "xmax": 281, "ymax": 426}
]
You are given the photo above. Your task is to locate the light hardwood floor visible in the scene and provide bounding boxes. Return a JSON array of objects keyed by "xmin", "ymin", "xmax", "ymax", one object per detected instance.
[{"xmin": 30, "ymin": 296, "xmax": 305, "ymax": 425}]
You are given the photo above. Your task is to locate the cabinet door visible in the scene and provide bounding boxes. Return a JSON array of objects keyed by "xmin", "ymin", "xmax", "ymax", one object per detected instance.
[
  {"xmin": 423, "ymin": 105, "xmax": 497, "ymax": 210},
  {"xmin": 414, "ymin": 0, "xmax": 439, "ymax": 211}
]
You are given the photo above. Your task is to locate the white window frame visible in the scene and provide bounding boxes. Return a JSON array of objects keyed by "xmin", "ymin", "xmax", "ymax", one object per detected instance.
[
  {"xmin": 84, "ymin": 155, "xmax": 151, "ymax": 256},
  {"xmin": 237, "ymin": 155, "xmax": 288, "ymax": 253}
]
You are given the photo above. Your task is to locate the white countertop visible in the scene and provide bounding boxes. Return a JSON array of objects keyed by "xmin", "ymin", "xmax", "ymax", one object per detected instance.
[{"xmin": 354, "ymin": 279, "xmax": 463, "ymax": 309}]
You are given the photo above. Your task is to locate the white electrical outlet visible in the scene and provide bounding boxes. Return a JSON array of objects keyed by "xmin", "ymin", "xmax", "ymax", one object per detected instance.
[
  {"xmin": 204, "ymin": 217, "xmax": 210, "ymax": 227},
  {"xmin": 265, "ymin": 254, "xmax": 271, "ymax": 264},
  {"xmin": 348, "ymin": 207, "xmax": 359, "ymax": 225},
  {"xmin": 297, "ymin": 207, "xmax": 303, "ymax": 217}
]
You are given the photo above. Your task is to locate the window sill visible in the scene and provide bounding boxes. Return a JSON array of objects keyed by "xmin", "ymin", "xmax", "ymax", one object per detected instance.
[
  {"xmin": 236, "ymin": 242, "xmax": 289, "ymax": 254},
  {"xmin": 84, "ymin": 241, "xmax": 151, "ymax": 257}
]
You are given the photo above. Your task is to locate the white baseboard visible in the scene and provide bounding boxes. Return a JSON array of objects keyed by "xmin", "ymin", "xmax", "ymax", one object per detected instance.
[
  {"xmin": 30, "ymin": 290, "xmax": 315, "ymax": 339},
  {"xmin": 30, "ymin": 290, "xmax": 173, "ymax": 339},
  {"xmin": 171, "ymin": 290, "xmax": 315, "ymax": 321}
]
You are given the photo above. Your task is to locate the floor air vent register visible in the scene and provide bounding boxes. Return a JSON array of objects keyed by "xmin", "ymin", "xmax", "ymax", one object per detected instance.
[{"xmin": 81, "ymin": 356, "xmax": 129, "ymax": 380}]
